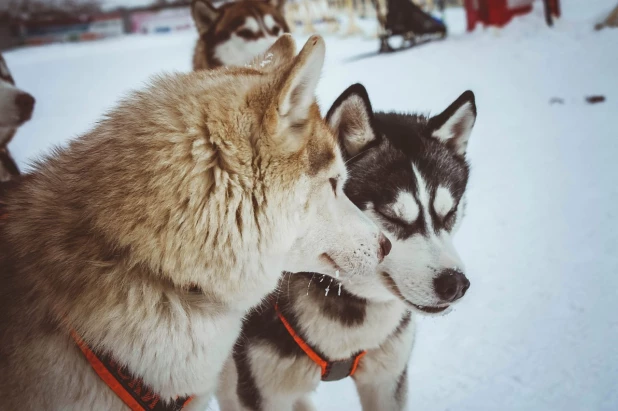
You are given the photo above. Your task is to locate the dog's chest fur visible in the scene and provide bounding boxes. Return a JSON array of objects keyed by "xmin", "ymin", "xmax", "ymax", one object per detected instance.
[{"xmin": 233, "ymin": 273, "xmax": 411, "ymax": 395}]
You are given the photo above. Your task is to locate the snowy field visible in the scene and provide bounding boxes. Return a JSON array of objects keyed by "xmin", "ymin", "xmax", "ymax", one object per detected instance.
[{"xmin": 4, "ymin": 1, "xmax": 618, "ymax": 410}]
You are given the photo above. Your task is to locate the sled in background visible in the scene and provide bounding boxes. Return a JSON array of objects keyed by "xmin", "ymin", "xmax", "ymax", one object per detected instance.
[{"xmin": 373, "ymin": 0, "xmax": 448, "ymax": 53}]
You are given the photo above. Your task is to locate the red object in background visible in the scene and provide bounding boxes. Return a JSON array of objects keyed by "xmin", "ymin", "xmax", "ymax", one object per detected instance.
[{"xmin": 464, "ymin": 0, "xmax": 560, "ymax": 31}]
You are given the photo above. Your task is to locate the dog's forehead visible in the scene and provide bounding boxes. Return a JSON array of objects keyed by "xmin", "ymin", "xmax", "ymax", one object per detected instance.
[
  {"xmin": 216, "ymin": 2, "xmax": 284, "ymax": 34},
  {"xmin": 376, "ymin": 112, "xmax": 469, "ymax": 195},
  {"xmin": 344, "ymin": 114, "xmax": 469, "ymax": 211}
]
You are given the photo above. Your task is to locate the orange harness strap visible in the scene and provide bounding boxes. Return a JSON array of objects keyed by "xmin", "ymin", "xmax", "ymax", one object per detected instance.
[
  {"xmin": 70, "ymin": 330, "xmax": 193, "ymax": 411},
  {"xmin": 274, "ymin": 303, "xmax": 366, "ymax": 382}
]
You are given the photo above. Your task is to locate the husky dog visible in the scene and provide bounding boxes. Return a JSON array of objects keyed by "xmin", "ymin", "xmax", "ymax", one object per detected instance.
[
  {"xmin": 0, "ymin": 36, "xmax": 391, "ymax": 410},
  {"xmin": 191, "ymin": 0, "xmax": 289, "ymax": 70},
  {"xmin": 0, "ymin": 53, "xmax": 35, "ymax": 182},
  {"xmin": 217, "ymin": 84, "xmax": 476, "ymax": 411}
]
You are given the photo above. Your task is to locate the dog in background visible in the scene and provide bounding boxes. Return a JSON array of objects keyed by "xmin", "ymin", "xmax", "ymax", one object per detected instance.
[
  {"xmin": 0, "ymin": 53, "xmax": 35, "ymax": 182},
  {"xmin": 191, "ymin": 0, "xmax": 289, "ymax": 70}
]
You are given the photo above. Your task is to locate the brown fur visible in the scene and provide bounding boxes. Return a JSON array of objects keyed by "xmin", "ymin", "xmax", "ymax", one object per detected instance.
[
  {"xmin": 0, "ymin": 35, "xmax": 367, "ymax": 409},
  {"xmin": 192, "ymin": 0, "xmax": 289, "ymax": 70}
]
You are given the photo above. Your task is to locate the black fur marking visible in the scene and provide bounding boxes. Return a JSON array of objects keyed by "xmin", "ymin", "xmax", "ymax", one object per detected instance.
[
  {"xmin": 242, "ymin": 296, "xmax": 312, "ymax": 359},
  {"xmin": 344, "ymin": 111, "xmax": 470, "ymax": 240},
  {"xmin": 392, "ymin": 311, "xmax": 412, "ymax": 337},
  {"xmin": 395, "ymin": 367, "xmax": 408, "ymax": 405},
  {"xmin": 233, "ymin": 340, "xmax": 263, "ymax": 411},
  {"xmin": 299, "ymin": 272, "xmax": 367, "ymax": 326}
]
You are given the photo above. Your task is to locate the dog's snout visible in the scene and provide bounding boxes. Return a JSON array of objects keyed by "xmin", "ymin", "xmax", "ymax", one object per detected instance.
[
  {"xmin": 377, "ymin": 233, "xmax": 392, "ymax": 262},
  {"xmin": 433, "ymin": 269, "xmax": 470, "ymax": 303},
  {"xmin": 15, "ymin": 92, "xmax": 35, "ymax": 122}
]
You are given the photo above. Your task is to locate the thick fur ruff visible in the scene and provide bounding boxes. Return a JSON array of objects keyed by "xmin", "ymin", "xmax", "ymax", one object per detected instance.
[{"xmin": 0, "ymin": 37, "xmax": 385, "ymax": 410}]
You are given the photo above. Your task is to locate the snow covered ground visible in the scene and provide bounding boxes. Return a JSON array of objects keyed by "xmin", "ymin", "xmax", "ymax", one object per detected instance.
[{"xmin": 4, "ymin": 1, "xmax": 618, "ymax": 410}]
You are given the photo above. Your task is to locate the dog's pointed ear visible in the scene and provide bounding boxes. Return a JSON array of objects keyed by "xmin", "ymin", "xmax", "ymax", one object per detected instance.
[
  {"xmin": 249, "ymin": 33, "xmax": 296, "ymax": 71},
  {"xmin": 266, "ymin": 0, "xmax": 286, "ymax": 13},
  {"xmin": 191, "ymin": 0, "xmax": 220, "ymax": 35},
  {"xmin": 272, "ymin": 35, "xmax": 325, "ymax": 152},
  {"xmin": 428, "ymin": 90, "xmax": 477, "ymax": 156},
  {"xmin": 326, "ymin": 83, "xmax": 378, "ymax": 159}
]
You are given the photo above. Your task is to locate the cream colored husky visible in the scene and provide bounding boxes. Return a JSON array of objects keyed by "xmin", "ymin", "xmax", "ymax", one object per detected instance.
[{"xmin": 0, "ymin": 35, "xmax": 390, "ymax": 410}]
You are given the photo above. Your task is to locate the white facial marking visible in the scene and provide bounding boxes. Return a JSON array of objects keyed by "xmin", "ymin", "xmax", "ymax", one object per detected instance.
[
  {"xmin": 263, "ymin": 14, "xmax": 276, "ymax": 31},
  {"xmin": 242, "ymin": 17, "xmax": 260, "ymax": 33},
  {"xmin": 391, "ymin": 192, "xmax": 419, "ymax": 224},
  {"xmin": 214, "ymin": 16, "xmax": 281, "ymax": 67},
  {"xmin": 434, "ymin": 186, "xmax": 454, "ymax": 218},
  {"xmin": 412, "ymin": 163, "xmax": 432, "ymax": 229},
  {"xmin": 215, "ymin": 36, "xmax": 278, "ymax": 67}
]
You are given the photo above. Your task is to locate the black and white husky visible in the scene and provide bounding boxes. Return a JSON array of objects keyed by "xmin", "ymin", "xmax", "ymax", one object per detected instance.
[{"xmin": 216, "ymin": 84, "xmax": 477, "ymax": 411}]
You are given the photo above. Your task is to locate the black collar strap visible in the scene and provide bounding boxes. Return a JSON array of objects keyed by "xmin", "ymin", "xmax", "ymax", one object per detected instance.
[{"xmin": 71, "ymin": 330, "xmax": 193, "ymax": 411}]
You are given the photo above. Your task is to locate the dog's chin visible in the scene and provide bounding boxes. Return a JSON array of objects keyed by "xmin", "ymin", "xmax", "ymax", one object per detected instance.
[{"xmin": 380, "ymin": 272, "xmax": 451, "ymax": 315}]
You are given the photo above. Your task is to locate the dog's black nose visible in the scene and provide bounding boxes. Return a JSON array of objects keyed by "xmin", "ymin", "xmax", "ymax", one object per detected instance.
[
  {"xmin": 433, "ymin": 269, "xmax": 470, "ymax": 303},
  {"xmin": 15, "ymin": 92, "xmax": 35, "ymax": 123},
  {"xmin": 377, "ymin": 233, "xmax": 392, "ymax": 262}
]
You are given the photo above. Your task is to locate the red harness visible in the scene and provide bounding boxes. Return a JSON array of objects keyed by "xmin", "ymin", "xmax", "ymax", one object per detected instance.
[
  {"xmin": 70, "ymin": 331, "xmax": 193, "ymax": 411},
  {"xmin": 0, "ymin": 204, "xmax": 191, "ymax": 410},
  {"xmin": 274, "ymin": 303, "xmax": 366, "ymax": 382}
]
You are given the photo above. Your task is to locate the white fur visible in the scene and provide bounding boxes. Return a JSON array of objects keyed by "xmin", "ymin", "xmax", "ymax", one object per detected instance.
[
  {"xmin": 431, "ymin": 101, "xmax": 475, "ymax": 155},
  {"xmin": 250, "ymin": 343, "xmax": 319, "ymax": 410},
  {"xmin": 243, "ymin": 17, "xmax": 260, "ymax": 33},
  {"xmin": 278, "ymin": 39, "xmax": 324, "ymax": 120},
  {"xmin": 354, "ymin": 321, "xmax": 416, "ymax": 411},
  {"xmin": 327, "ymin": 94, "xmax": 376, "ymax": 157},
  {"xmin": 215, "ymin": 34, "xmax": 280, "ymax": 67},
  {"xmin": 263, "ymin": 15, "xmax": 277, "ymax": 31},
  {"xmin": 214, "ymin": 16, "xmax": 284, "ymax": 68},
  {"xmin": 292, "ymin": 285, "xmax": 408, "ymax": 358},
  {"xmin": 434, "ymin": 185, "xmax": 455, "ymax": 217},
  {"xmin": 414, "ymin": 163, "xmax": 432, "ymax": 228},
  {"xmin": 284, "ymin": 171, "xmax": 384, "ymax": 280},
  {"xmin": 343, "ymin": 164, "xmax": 466, "ymax": 308},
  {"xmin": 392, "ymin": 192, "xmax": 419, "ymax": 224},
  {"xmin": 0, "ymin": 80, "xmax": 23, "ymax": 128},
  {"xmin": 379, "ymin": 165, "xmax": 465, "ymax": 307}
]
